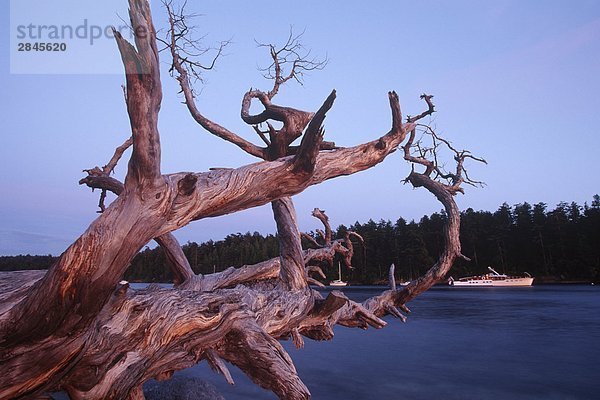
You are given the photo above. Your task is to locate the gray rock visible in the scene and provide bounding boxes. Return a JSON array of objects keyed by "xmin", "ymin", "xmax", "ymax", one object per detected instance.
[{"xmin": 144, "ymin": 376, "xmax": 225, "ymax": 400}]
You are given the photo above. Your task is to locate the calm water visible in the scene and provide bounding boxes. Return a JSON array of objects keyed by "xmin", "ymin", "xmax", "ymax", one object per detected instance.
[{"xmin": 177, "ymin": 285, "xmax": 600, "ymax": 400}]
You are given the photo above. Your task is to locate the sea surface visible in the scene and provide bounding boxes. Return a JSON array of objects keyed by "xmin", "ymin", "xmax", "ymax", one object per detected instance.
[{"xmin": 174, "ymin": 285, "xmax": 600, "ymax": 400}]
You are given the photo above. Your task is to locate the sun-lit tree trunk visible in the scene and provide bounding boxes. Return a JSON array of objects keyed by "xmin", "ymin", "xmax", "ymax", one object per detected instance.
[{"xmin": 0, "ymin": 1, "xmax": 485, "ymax": 399}]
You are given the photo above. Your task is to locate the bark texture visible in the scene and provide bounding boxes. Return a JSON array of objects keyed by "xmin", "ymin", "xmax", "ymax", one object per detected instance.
[{"xmin": 0, "ymin": 2, "xmax": 481, "ymax": 399}]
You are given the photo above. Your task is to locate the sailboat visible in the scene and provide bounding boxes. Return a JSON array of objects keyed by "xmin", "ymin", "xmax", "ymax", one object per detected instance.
[{"xmin": 329, "ymin": 262, "xmax": 347, "ymax": 287}]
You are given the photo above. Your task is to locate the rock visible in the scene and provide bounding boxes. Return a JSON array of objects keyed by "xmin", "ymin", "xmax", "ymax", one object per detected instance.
[{"xmin": 144, "ymin": 376, "xmax": 225, "ymax": 400}]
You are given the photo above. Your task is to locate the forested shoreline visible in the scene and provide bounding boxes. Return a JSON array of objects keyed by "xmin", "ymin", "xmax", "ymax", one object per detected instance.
[{"xmin": 2, "ymin": 196, "xmax": 599, "ymax": 284}]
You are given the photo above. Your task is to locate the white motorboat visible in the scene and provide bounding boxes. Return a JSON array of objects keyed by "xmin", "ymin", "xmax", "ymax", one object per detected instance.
[
  {"xmin": 330, "ymin": 262, "xmax": 347, "ymax": 287},
  {"xmin": 448, "ymin": 267, "xmax": 534, "ymax": 287}
]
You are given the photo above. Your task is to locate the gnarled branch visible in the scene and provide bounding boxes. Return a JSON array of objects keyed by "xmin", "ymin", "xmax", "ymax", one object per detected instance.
[{"xmin": 164, "ymin": 1, "xmax": 265, "ymax": 159}]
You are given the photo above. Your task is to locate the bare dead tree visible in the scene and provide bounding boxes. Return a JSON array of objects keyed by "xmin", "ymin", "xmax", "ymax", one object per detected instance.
[{"xmin": 0, "ymin": 1, "xmax": 484, "ymax": 399}]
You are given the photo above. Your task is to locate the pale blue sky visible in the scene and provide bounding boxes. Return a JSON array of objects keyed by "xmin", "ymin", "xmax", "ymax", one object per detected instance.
[{"xmin": 1, "ymin": 0, "xmax": 599, "ymax": 255}]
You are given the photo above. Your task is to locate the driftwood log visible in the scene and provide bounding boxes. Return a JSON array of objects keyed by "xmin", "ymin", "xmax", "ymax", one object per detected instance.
[{"xmin": 0, "ymin": 1, "xmax": 485, "ymax": 399}]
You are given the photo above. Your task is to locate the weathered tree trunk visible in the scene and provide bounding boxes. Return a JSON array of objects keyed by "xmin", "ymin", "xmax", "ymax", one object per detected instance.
[
  {"xmin": 0, "ymin": 1, "xmax": 483, "ymax": 399},
  {"xmin": 272, "ymin": 198, "xmax": 308, "ymax": 290}
]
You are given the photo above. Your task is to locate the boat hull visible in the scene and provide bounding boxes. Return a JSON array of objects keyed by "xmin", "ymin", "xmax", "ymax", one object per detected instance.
[
  {"xmin": 450, "ymin": 277, "xmax": 534, "ymax": 287},
  {"xmin": 489, "ymin": 277, "xmax": 534, "ymax": 287}
]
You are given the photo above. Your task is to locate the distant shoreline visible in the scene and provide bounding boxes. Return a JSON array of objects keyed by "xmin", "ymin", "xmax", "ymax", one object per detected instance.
[
  {"xmin": 122, "ymin": 279, "xmax": 596, "ymax": 286},
  {"xmin": 1, "ymin": 264, "xmax": 597, "ymax": 286}
]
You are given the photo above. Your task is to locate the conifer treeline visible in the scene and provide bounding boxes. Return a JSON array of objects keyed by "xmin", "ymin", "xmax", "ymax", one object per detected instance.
[
  {"xmin": 346, "ymin": 196, "xmax": 600, "ymax": 284},
  {"xmin": 2, "ymin": 196, "xmax": 599, "ymax": 283}
]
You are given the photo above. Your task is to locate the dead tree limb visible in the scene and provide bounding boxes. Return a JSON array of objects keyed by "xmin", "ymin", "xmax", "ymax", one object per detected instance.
[
  {"xmin": 164, "ymin": 0, "xmax": 265, "ymax": 159},
  {"xmin": 302, "ymin": 208, "xmax": 364, "ymax": 278},
  {"xmin": 255, "ymin": 27, "xmax": 328, "ymax": 99},
  {"xmin": 295, "ymin": 98, "xmax": 486, "ymax": 338}
]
